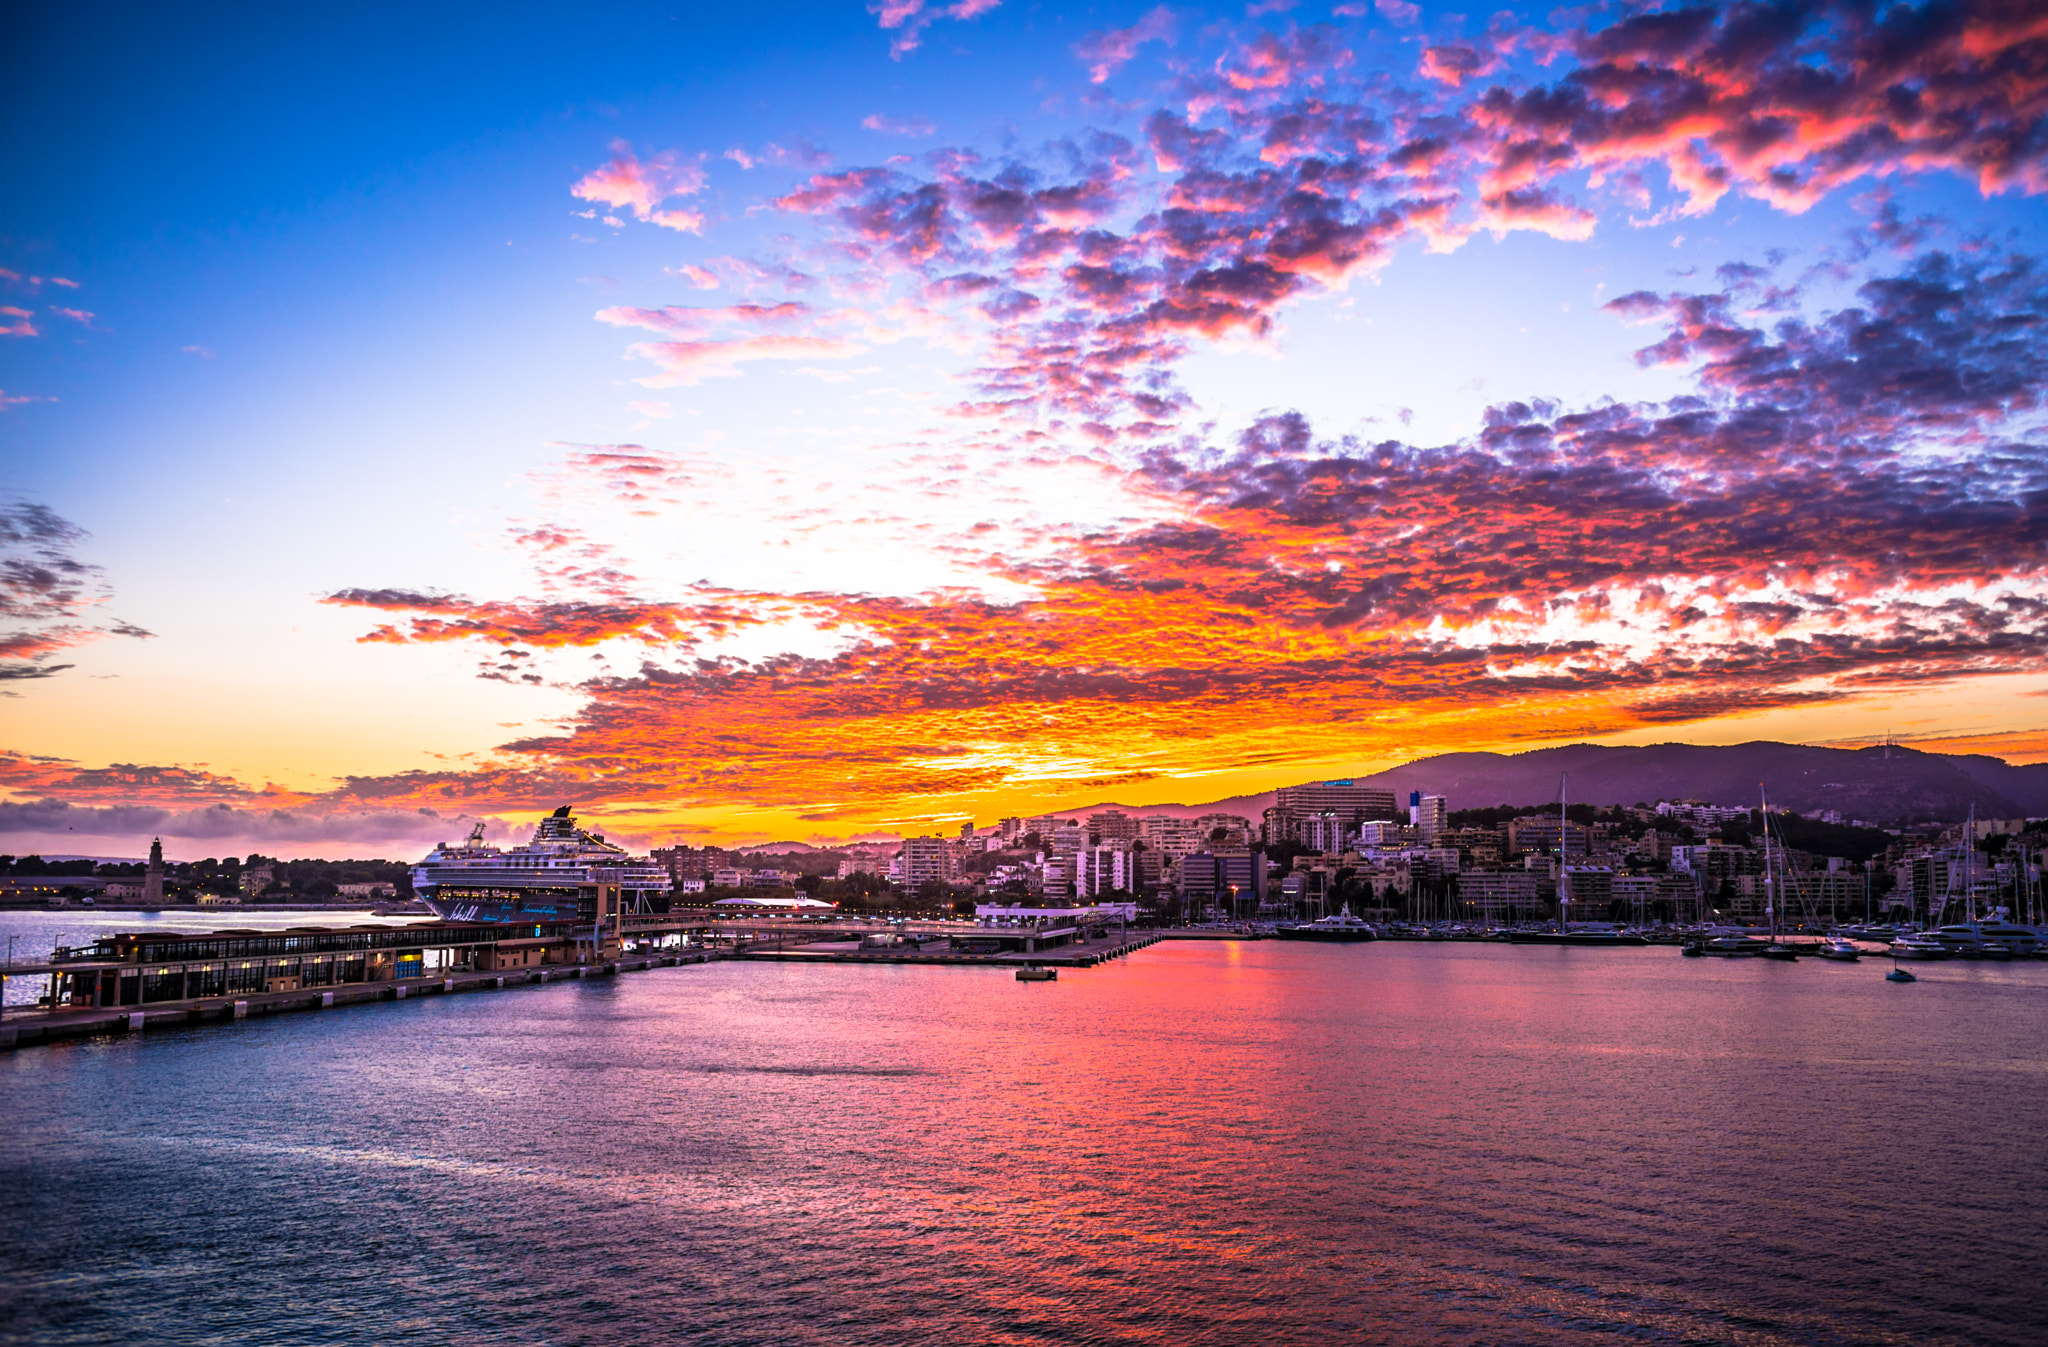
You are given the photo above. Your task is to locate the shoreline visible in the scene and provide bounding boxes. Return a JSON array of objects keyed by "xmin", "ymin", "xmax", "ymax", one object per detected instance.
[{"xmin": 0, "ymin": 901, "xmax": 432, "ymax": 917}]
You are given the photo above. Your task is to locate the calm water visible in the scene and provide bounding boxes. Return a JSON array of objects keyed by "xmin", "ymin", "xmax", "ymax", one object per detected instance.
[{"xmin": 3, "ymin": 940, "xmax": 2044, "ymax": 1346}]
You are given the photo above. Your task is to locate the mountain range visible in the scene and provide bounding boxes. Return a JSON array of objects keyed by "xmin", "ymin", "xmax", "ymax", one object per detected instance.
[{"xmin": 1069, "ymin": 742, "xmax": 2048, "ymax": 827}]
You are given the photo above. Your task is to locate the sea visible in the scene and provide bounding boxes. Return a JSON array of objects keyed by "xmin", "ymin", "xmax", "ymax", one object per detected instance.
[{"xmin": 2, "ymin": 933, "xmax": 2043, "ymax": 1345}]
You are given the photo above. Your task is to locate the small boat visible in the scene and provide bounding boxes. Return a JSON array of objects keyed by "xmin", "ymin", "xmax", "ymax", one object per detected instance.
[
  {"xmin": 1890, "ymin": 933, "xmax": 1952, "ymax": 960},
  {"xmin": 1886, "ymin": 967, "xmax": 1917, "ymax": 983},
  {"xmin": 1760, "ymin": 943, "xmax": 1800, "ymax": 961},
  {"xmin": 1816, "ymin": 938, "xmax": 1861, "ymax": 961},
  {"xmin": 1015, "ymin": 967, "xmax": 1057, "ymax": 982}
]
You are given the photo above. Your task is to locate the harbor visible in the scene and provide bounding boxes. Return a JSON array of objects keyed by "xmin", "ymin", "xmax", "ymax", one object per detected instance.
[
  {"xmin": 7, "ymin": 903, "xmax": 2025, "ymax": 1052},
  {"xmin": 0, "ymin": 908, "xmax": 1171, "ymax": 1049}
]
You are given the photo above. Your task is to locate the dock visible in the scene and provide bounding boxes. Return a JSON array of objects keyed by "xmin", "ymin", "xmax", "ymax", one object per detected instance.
[
  {"xmin": 0, "ymin": 947, "xmax": 726, "ymax": 1049},
  {"xmin": 742, "ymin": 929, "xmax": 1162, "ymax": 969},
  {"xmin": 0, "ymin": 913, "xmax": 1167, "ymax": 1050}
]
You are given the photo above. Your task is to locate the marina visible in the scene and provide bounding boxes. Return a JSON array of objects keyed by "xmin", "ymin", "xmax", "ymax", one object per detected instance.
[
  {"xmin": 3, "ymin": 900, "xmax": 2031, "ymax": 1053},
  {"xmin": 0, "ymin": 909, "xmax": 1166, "ymax": 1049}
]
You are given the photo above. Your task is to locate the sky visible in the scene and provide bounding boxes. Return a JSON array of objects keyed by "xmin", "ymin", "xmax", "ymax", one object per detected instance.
[{"xmin": 3, "ymin": 0, "xmax": 2047, "ymax": 859}]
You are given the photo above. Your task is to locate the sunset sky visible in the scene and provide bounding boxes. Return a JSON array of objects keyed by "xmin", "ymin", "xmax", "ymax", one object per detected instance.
[{"xmin": 4, "ymin": 0, "xmax": 2047, "ymax": 858}]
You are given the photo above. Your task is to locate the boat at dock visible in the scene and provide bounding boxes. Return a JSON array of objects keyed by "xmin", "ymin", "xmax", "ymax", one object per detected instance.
[
  {"xmin": 1888, "ymin": 932, "xmax": 1952, "ymax": 960},
  {"xmin": 1510, "ymin": 929, "xmax": 1651, "ymax": 947},
  {"xmin": 1816, "ymin": 938, "xmax": 1861, "ymax": 961},
  {"xmin": 1932, "ymin": 922, "xmax": 2038, "ymax": 959},
  {"xmin": 412, "ymin": 807, "xmax": 672, "ymax": 924},
  {"xmin": 1713, "ymin": 933, "xmax": 1771, "ymax": 956},
  {"xmin": 1016, "ymin": 967, "xmax": 1057, "ymax": 981},
  {"xmin": 1274, "ymin": 906, "xmax": 1378, "ymax": 942}
]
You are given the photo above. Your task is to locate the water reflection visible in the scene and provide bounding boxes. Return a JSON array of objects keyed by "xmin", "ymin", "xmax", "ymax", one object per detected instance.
[{"xmin": 3, "ymin": 940, "xmax": 2044, "ymax": 1345}]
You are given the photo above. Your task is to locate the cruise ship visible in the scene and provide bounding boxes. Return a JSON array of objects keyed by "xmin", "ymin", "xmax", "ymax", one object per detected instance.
[{"xmin": 412, "ymin": 807, "xmax": 673, "ymax": 924}]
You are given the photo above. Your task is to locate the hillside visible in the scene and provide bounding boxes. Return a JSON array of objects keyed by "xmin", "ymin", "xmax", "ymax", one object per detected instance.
[
  {"xmin": 1354, "ymin": 742, "xmax": 2048, "ymax": 822},
  {"xmin": 1052, "ymin": 742, "xmax": 2048, "ymax": 827}
]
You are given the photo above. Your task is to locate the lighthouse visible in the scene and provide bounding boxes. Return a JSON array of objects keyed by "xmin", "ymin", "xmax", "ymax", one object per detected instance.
[{"xmin": 143, "ymin": 837, "xmax": 165, "ymax": 904}]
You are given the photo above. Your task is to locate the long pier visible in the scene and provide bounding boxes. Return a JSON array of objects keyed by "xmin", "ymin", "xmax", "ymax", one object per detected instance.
[
  {"xmin": 0, "ymin": 911, "xmax": 1160, "ymax": 1050},
  {"xmin": 0, "ymin": 948, "xmax": 725, "ymax": 1050}
]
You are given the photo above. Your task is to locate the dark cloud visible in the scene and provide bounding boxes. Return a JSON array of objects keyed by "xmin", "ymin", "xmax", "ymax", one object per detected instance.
[
  {"xmin": 0, "ymin": 798, "xmax": 487, "ymax": 846},
  {"xmin": 0, "ymin": 501, "xmax": 151, "ymax": 681}
]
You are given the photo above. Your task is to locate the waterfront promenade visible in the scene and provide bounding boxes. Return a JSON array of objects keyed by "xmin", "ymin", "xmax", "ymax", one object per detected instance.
[{"xmin": 0, "ymin": 911, "xmax": 1164, "ymax": 1049}]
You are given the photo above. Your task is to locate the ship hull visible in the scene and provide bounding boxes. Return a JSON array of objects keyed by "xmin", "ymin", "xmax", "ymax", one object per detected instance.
[
  {"xmin": 1508, "ymin": 932, "xmax": 1650, "ymax": 947},
  {"xmin": 1273, "ymin": 926, "xmax": 1377, "ymax": 942},
  {"xmin": 420, "ymin": 894, "xmax": 587, "ymax": 925}
]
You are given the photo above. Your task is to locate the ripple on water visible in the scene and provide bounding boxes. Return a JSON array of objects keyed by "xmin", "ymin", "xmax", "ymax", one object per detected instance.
[{"xmin": 2, "ymin": 941, "xmax": 2045, "ymax": 1345}]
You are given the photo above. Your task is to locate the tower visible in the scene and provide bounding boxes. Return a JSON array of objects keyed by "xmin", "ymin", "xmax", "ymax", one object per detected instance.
[{"xmin": 143, "ymin": 836, "xmax": 165, "ymax": 904}]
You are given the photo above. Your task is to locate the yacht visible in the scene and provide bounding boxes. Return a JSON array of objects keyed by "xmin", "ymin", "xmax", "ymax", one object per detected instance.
[
  {"xmin": 1692, "ymin": 930, "xmax": 1771, "ymax": 957},
  {"xmin": 1274, "ymin": 906, "xmax": 1379, "ymax": 942},
  {"xmin": 1816, "ymin": 938, "xmax": 1861, "ymax": 961},
  {"xmin": 1510, "ymin": 927, "xmax": 1651, "ymax": 947},
  {"xmin": 1889, "ymin": 932, "xmax": 1952, "ymax": 960},
  {"xmin": 1934, "ymin": 922, "xmax": 2039, "ymax": 959}
]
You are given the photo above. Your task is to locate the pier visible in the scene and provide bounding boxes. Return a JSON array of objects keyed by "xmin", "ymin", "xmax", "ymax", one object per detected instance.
[{"xmin": 0, "ymin": 911, "xmax": 1163, "ymax": 1049}]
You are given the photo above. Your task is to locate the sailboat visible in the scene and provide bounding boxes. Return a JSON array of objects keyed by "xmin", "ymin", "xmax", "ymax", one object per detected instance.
[
  {"xmin": 1758, "ymin": 786, "xmax": 1800, "ymax": 960},
  {"xmin": 1510, "ymin": 772, "xmax": 1648, "ymax": 947}
]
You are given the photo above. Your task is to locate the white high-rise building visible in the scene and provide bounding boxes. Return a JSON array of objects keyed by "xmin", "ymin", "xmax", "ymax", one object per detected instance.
[
  {"xmin": 1411, "ymin": 794, "xmax": 1447, "ymax": 842},
  {"xmin": 1074, "ymin": 845, "xmax": 1133, "ymax": 897}
]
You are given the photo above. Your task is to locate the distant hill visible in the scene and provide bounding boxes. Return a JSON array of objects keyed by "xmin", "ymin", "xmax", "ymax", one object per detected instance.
[
  {"xmin": 732, "ymin": 841, "xmax": 831, "ymax": 855},
  {"xmin": 1053, "ymin": 742, "xmax": 2048, "ymax": 827},
  {"xmin": 1353, "ymin": 742, "xmax": 2048, "ymax": 822}
]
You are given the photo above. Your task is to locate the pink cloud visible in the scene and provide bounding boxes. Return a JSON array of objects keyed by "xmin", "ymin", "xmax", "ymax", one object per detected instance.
[
  {"xmin": 0, "ymin": 307, "xmax": 37, "ymax": 338},
  {"xmin": 870, "ymin": 0, "xmax": 1001, "ymax": 59},
  {"xmin": 626, "ymin": 334, "xmax": 872, "ymax": 385},
  {"xmin": 863, "ymin": 112, "xmax": 937, "ymax": 136},
  {"xmin": 571, "ymin": 141, "xmax": 708, "ymax": 233},
  {"xmin": 1075, "ymin": 6, "xmax": 1175, "ymax": 84}
]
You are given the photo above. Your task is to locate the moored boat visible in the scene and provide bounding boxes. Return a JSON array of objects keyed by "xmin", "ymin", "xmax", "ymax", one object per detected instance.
[
  {"xmin": 1509, "ymin": 928, "xmax": 1651, "ymax": 947},
  {"xmin": 412, "ymin": 807, "xmax": 673, "ymax": 924},
  {"xmin": 1816, "ymin": 938, "xmax": 1861, "ymax": 961},
  {"xmin": 1275, "ymin": 906, "xmax": 1378, "ymax": 942}
]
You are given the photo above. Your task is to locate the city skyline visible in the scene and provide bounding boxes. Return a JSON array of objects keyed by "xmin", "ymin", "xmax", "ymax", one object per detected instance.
[{"xmin": 6, "ymin": 1, "xmax": 2048, "ymax": 858}]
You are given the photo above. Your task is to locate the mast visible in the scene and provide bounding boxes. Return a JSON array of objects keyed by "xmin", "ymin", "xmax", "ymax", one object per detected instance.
[
  {"xmin": 1559, "ymin": 771, "xmax": 1570, "ymax": 930},
  {"xmin": 1761, "ymin": 784, "xmax": 1776, "ymax": 943},
  {"xmin": 1965, "ymin": 804, "xmax": 1976, "ymax": 924}
]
